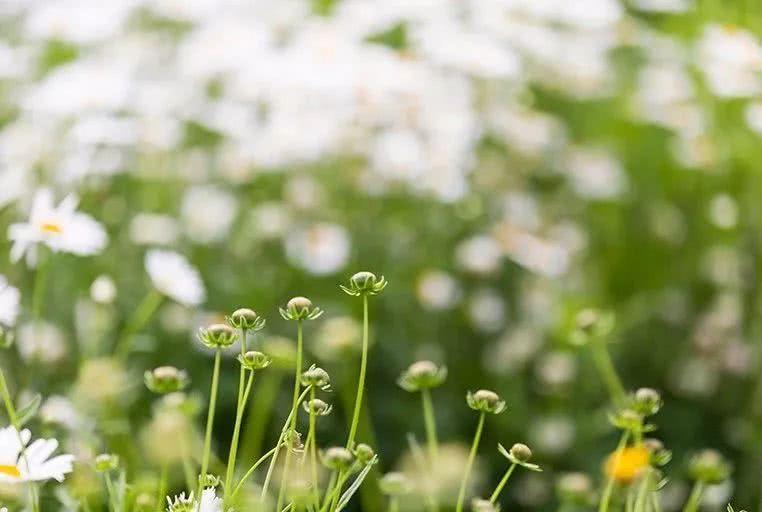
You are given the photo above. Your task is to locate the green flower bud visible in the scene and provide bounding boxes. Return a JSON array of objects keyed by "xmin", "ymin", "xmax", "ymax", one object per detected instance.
[
  {"xmin": 340, "ymin": 271, "xmax": 388, "ymax": 296},
  {"xmin": 499, "ymin": 443, "xmax": 542, "ymax": 471},
  {"xmin": 467, "ymin": 389, "xmax": 506, "ymax": 414},
  {"xmin": 472, "ymin": 498, "xmax": 500, "ymax": 512},
  {"xmin": 302, "ymin": 398, "xmax": 333, "ymax": 416},
  {"xmin": 301, "ymin": 365, "xmax": 331, "ymax": 390},
  {"xmin": 198, "ymin": 473, "xmax": 221, "ymax": 488},
  {"xmin": 321, "ymin": 447, "xmax": 354, "ymax": 470},
  {"xmin": 280, "ymin": 297, "xmax": 323, "ymax": 321},
  {"xmin": 510, "ymin": 443, "xmax": 532, "ymax": 462},
  {"xmin": 144, "ymin": 366, "xmax": 189, "ymax": 394},
  {"xmin": 644, "ymin": 438, "xmax": 672, "ymax": 467},
  {"xmin": 397, "ymin": 360, "xmax": 447, "ymax": 392},
  {"xmin": 688, "ymin": 449, "xmax": 730, "ymax": 484},
  {"xmin": 197, "ymin": 323, "xmax": 237, "ymax": 349},
  {"xmin": 631, "ymin": 388, "xmax": 662, "ymax": 416},
  {"xmin": 353, "ymin": 443, "xmax": 376, "ymax": 465},
  {"xmin": 227, "ymin": 308, "xmax": 266, "ymax": 331},
  {"xmin": 379, "ymin": 472, "xmax": 411, "ymax": 496},
  {"xmin": 94, "ymin": 453, "xmax": 120, "ymax": 473},
  {"xmin": 238, "ymin": 350, "xmax": 272, "ymax": 371}
]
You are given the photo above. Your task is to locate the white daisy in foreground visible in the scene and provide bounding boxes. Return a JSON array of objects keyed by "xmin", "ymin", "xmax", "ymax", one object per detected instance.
[
  {"xmin": 0, "ymin": 426, "xmax": 74, "ymax": 483},
  {"xmin": 166, "ymin": 488, "xmax": 222, "ymax": 512},
  {"xmin": 145, "ymin": 249, "xmax": 205, "ymax": 307},
  {"xmin": 7, "ymin": 188, "xmax": 107, "ymax": 266},
  {"xmin": 0, "ymin": 275, "xmax": 20, "ymax": 327}
]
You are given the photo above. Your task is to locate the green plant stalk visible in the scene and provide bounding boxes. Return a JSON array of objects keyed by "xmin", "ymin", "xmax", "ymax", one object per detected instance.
[
  {"xmin": 307, "ymin": 387, "xmax": 320, "ymax": 505},
  {"xmin": 346, "ymin": 294, "xmax": 369, "ymax": 449},
  {"xmin": 599, "ymin": 431, "xmax": 631, "ymax": 512},
  {"xmin": 489, "ymin": 463, "xmax": 516, "ymax": 503},
  {"xmin": 278, "ymin": 320, "xmax": 306, "ymax": 511},
  {"xmin": 104, "ymin": 474, "xmax": 119, "ymax": 512},
  {"xmin": 114, "ymin": 289, "xmax": 163, "ymax": 359},
  {"xmin": 156, "ymin": 465, "xmax": 168, "ymax": 512},
  {"xmin": 224, "ymin": 368, "xmax": 255, "ymax": 503},
  {"xmin": 276, "ymin": 448, "xmax": 294, "ymax": 511},
  {"xmin": 682, "ymin": 481, "xmax": 705, "ymax": 512},
  {"xmin": 590, "ymin": 339, "xmax": 627, "ymax": 407},
  {"xmin": 198, "ymin": 349, "xmax": 222, "ymax": 499},
  {"xmin": 240, "ymin": 371, "xmax": 283, "ymax": 463},
  {"xmin": 389, "ymin": 497, "xmax": 399, "ymax": 512},
  {"xmin": 232, "ymin": 445, "xmax": 280, "ymax": 498},
  {"xmin": 322, "ymin": 470, "xmax": 352, "ymax": 512},
  {"xmin": 455, "ymin": 412, "xmax": 486, "ymax": 512},
  {"xmin": 633, "ymin": 468, "xmax": 651, "ymax": 512},
  {"xmin": 421, "ymin": 388, "xmax": 440, "ymax": 512}
]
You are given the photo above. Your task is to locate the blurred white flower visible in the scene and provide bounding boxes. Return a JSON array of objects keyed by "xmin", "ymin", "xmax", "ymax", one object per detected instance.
[
  {"xmin": 697, "ymin": 24, "xmax": 762, "ymax": 98},
  {"xmin": 18, "ymin": 322, "xmax": 66, "ymax": 364},
  {"xmin": 90, "ymin": 275, "xmax": 117, "ymax": 304},
  {"xmin": 40, "ymin": 396, "xmax": 80, "ymax": 430},
  {"xmin": 130, "ymin": 213, "xmax": 180, "ymax": 246},
  {"xmin": 145, "ymin": 250, "xmax": 205, "ymax": 307},
  {"xmin": 0, "ymin": 426, "xmax": 74, "ymax": 483},
  {"xmin": 631, "ymin": 0, "xmax": 690, "ymax": 12},
  {"xmin": 0, "ymin": 275, "xmax": 20, "ymax": 327},
  {"xmin": 708, "ymin": 194, "xmax": 738, "ymax": 229},
  {"xmin": 467, "ymin": 289, "xmax": 506, "ymax": 333},
  {"xmin": 8, "ymin": 188, "xmax": 108, "ymax": 266},
  {"xmin": 285, "ymin": 223, "xmax": 350, "ymax": 275},
  {"xmin": 564, "ymin": 147, "xmax": 627, "ymax": 200},
  {"xmin": 416, "ymin": 270, "xmax": 461, "ymax": 311},
  {"xmin": 455, "ymin": 235, "xmax": 502, "ymax": 275},
  {"xmin": 166, "ymin": 488, "xmax": 222, "ymax": 512},
  {"xmin": 249, "ymin": 202, "xmax": 291, "ymax": 240},
  {"xmin": 181, "ymin": 185, "xmax": 238, "ymax": 244},
  {"xmin": 529, "ymin": 416, "xmax": 575, "ymax": 456}
]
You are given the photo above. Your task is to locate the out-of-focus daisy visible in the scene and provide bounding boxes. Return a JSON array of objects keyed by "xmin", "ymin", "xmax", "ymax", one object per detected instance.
[
  {"xmin": 90, "ymin": 275, "xmax": 117, "ymax": 304},
  {"xmin": 284, "ymin": 223, "xmax": 350, "ymax": 275},
  {"xmin": 7, "ymin": 188, "xmax": 107, "ymax": 266},
  {"xmin": 145, "ymin": 250, "xmax": 205, "ymax": 307},
  {"xmin": 181, "ymin": 185, "xmax": 238, "ymax": 244},
  {"xmin": 0, "ymin": 275, "xmax": 20, "ymax": 327},
  {"xmin": 17, "ymin": 322, "xmax": 66, "ymax": 364},
  {"xmin": 166, "ymin": 488, "xmax": 222, "ymax": 512},
  {"xmin": 0, "ymin": 426, "xmax": 74, "ymax": 483}
]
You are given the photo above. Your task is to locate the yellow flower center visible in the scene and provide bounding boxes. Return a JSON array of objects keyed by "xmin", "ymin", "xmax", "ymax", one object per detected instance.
[
  {"xmin": 40, "ymin": 222, "xmax": 63, "ymax": 234},
  {"xmin": 604, "ymin": 445, "xmax": 650, "ymax": 484},
  {"xmin": 0, "ymin": 464, "xmax": 20, "ymax": 478}
]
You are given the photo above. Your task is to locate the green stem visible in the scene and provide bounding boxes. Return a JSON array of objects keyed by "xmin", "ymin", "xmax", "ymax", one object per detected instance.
[
  {"xmin": 634, "ymin": 468, "xmax": 651, "ymax": 512},
  {"xmin": 590, "ymin": 340, "xmax": 627, "ymax": 407},
  {"xmin": 291, "ymin": 321, "xmax": 304, "ymax": 430},
  {"xmin": 156, "ymin": 465, "xmax": 168, "ymax": 512},
  {"xmin": 489, "ymin": 463, "xmax": 516, "ymax": 503},
  {"xmin": 225, "ymin": 367, "xmax": 255, "ymax": 502},
  {"xmin": 421, "ymin": 388, "xmax": 440, "ymax": 512},
  {"xmin": 31, "ymin": 250, "xmax": 49, "ymax": 320},
  {"xmin": 277, "ymin": 449, "xmax": 293, "ymax": 511},
  {"xmin": 455, "ymin": 412, "xmax": 486, "ymax": 512},
  {"xmin": 682, "ymin": 481, "xmax": 705, "ymax": 512},
  {"xmin": 308, "ymin": 387, "xmax": 320, "ymax": 505},
  {"xmin": 198, "ymin": 349, "xmax": 222, "ymax": 499},
  {"xmin": 599, "ymin": 431, "xmax": 631, "ymax": 512},
  {"xmin": 114, "ymin": 289, "xmax": 163, "ymax": 359},
  {"xmin": 233, "ymin": 445, "xmax": 280, "ymax": 498},
  {"xmin": 389, "ymin": 497, "xmax": 399, "ymax": 512},
  {"xmin": 346, "ymin": 295, "xmax": 369, "ymax": 449}
]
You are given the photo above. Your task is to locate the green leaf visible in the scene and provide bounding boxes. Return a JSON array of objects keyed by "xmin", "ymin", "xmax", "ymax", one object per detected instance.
[{"xmin": 16, "ymin": 394, "xmax": 41, "ymax": 427}]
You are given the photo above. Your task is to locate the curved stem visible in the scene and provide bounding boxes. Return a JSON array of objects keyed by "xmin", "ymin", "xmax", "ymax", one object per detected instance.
[
  {"xmin": 489, "ymin": 463, "xmax": 516, "ymax": 504},
  {"xmin": 198, "ymin": 349, "xmax": 222, "ymax": 498},
  {"xmin": 682, "ymin": 481, "xmax": 705, "ymax": 512},
  {"xmin": 232, "ymin": 445, "xmax": 280, "ymax": 498},
  {"xmin": 224, "ymin": 368, "xmax": 255, "ymax": 502},
  {"xmin": 599, "ymin": 431, "xmax": 630, "ymax": 512},
  {"xmin": 590, "ymin": 340, "xmax": 626, "ymax": 407},
  {"xmin": 346, "ymin": 295, "xmax": 369, "ymax": 449},
  {"xmin": 455, "ymin": 412, "xmax": 486, "ymax": 512}
]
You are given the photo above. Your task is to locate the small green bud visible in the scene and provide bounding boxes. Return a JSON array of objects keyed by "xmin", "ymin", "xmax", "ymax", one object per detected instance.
[
  {"xmin": 644, "ymin": 438, "xmax": 672, "ymax": 467},
  {"xmin": 340, "ymin": 271, "xmax": 388, "ymax": 296},
  {"xmin": 472, "ymin": 498, "xmax": 500, "ymax": 512},
  {"xmin": 510, "ymin": 443, "xmax": 532, "ymax": 462},
  {"xmin": 198, "ymin": 473, "xmax": 221, "ymax": 488},
  {"xmin": 144, "ymin": 366, "xmax": 189, "ymax": 394},
  {"xmin": 379, "ymin": 472, "xmax": 411, "ymax": 496},
  {"xmin": 238, "ymin": 350, "xmax": 272, "ymax": 371},
  {"xmin": 467, "ymin": 389, "xmax": 506, "ymax": 414},
  {"xmin": 280, "ymin": 297, "xmax": 323, "ymax": 321},
  {"xmin": 321, "ymin": 447, "xmax": 354, "ymax": 470},
  {"xmin": 301, "ymin": 365, "xmax": 331, "ymax": 390},
  {"xmin": 631, "ymin": 388, "xmax": 662, "ymax": 416},
  {"xmin": 499, "ymin": 443, "xmax": 542, "ymax": 471},
  {"xmin": 227, "ymin": 308, "xmax": 266, "ymax": 331},
  {"xmin": 197, "ymin": 323, "xmax": 237, "ymax": 349},
  {"xmin": 688, "ymin": 449, "xmax": 730, "ymax": 484},
  {"xmin": 397, "ymin": 360, "xmax": 447, "ymax": 392},
  {"xmin": 353, "ymin": 443, "xmax": 376, "ymax": 465},
  {"xmin": 302, "ymin": 398, "xmax": 333, "ymax": 416},
  {"xmin": 94, "ymin": 453, "xmax": 119, "ymax": 473}
]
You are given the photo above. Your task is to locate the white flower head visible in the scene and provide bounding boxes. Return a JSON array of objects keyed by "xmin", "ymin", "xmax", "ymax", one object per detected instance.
[
  {"xmin": 166, "ymin": 488, "xmax": 222, "ymax": 512},
  {"xmin": 145, "ymin": 250, "xmax": 205, "ymax": 307},
  {"xmin": 0, "ymin": 275, "xmax": 20, "ymax": 327},
  {"xmin": 0, "ymin": 426, "xmax": 74, "ymax": 483},
  {"xmin": 7, "ymin": 188, "xmax": 108, "ymax": 266}
]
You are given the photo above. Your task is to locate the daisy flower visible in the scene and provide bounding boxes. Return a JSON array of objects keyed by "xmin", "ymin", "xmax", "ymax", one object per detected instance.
[
  {"xmin": 0, "ymin": 275, "xmax": 20, "ymax": 327},
  {"xmin": 166, "ymin": 488, "xmax": 222, "ymax": 512},
  {"xmin": 7, "ymin": 188, "xmax": 107, "ymax": 266},
  {"xmin": 0, "ymin": 426, "xmax": 74, "ymax": 483},
  {"xmin": 145, "ymin": 250, "xmax": 205, "ymax": 307}
]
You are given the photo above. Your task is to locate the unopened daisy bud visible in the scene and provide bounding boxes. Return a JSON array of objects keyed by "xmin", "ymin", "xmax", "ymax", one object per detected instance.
[
  {"xmin": 227, "ymin": 308, "xmax": 266, "ymax": 331},
  {"xmin": 570, "ymin": 308, "xmax": 615, "ymax": 346},
  {"xmin": 238, "ymin": 350, "xmax": 272, "ymax": 371},
  {"xmin": 353, "ymin": 443, "xmax": 376, "ymax": 465},
  {"xmin": 94, "ymin": 453, "xmax": 119, "ymax": 473},
  {"xmin": 467, "ymin": 389, "xmax": 506, "ymax": 414},
  {"xmin": 631, "ymin": 388, "xmax": 662, "ymax": 416},
  {"xmin": 301, "ymin": 365, "xmax": 331, "ymax": 390},
  {"xmin": 397, "ymin": 360, "xmax": 447, "ymax": 392},
  {"xmin": 472, "ymin": 498, "xmax": 500, "ymax": 512},
  {"xmin": 379, "ymin": 472, "xmax": 411, "ymax": 496},
  {"xmin": 340, "ymin": 271, "xmax": 388, "ymax": 296},
  {"xmin": 510, "ymin": 443, "xmax": 532, "ymax": 462},
  {"xmin": 321, "ymin": 447, "xmax": 354, "ymax": 470},
  {"xmin": 144, "ymin": 366, "xmax": 189, "ymax": 394},
  {"xmin": 198, "ymin": 323, "xmax": 237, "ymax": 349},
  {"xmin": 499, "ymin": 443, "xmax": 542, "ymax": 471},
  {"xmin": 688, "ymin": 449, "xmax": 730, "ymax": 484},
  {"xmin": 556, "ymin": 472, "xmax": 592, "ymax": 505},
  {"xmin": 280, "ymin": 297, "xmax": 323, "ymax": 321},
  {"xmin": 302, "ymin": 398, "xmax": 333, "ymax": 416},
  {"xmin": 643, "ymin": 438, "xmax": 672, "ymax": 466},
  {"xmin": 198, "ymin": 473, "xmax": 221, "ymax": 488},
  {"xmin": 0, "ymin": 327, "xmax": 13, "ymax": 349}
]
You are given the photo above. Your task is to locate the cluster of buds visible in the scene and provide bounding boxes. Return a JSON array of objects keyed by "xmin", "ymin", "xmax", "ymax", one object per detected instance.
[
  {"xmin": 397, "ymin": 360, "xmax": 447, "ymax": 392},
  {"xmin": 498, "ymin": 443, "xmax": 542, "ymax": 471},
  {"xmin": 688, "ymin": 449, "xmax": 730, "ymax": 485},
  {"xmin": 570, "ymin": 308, "xmax": 615, "ymax": 346},
  {"xmin": 238, "ymin": 350, "xmax": 272, "ymax": 371},
  {"xmin": 144, "ymin": 366, "xmax": 189, "ymax": 394},
  {"xmin": 94, "ymin": 453, "xmax": 120, "ymax": 473},
  {"xmin": 340, "ymin": 271, "xmax": 388, "ymax": 296},
  {"xmin": 226, "ymin": 307, "xmax": 266, "ymax": 331},
  {"xmin": 467, "ymin": 389, "xmax": 506, "ymax": 414},
  {"xmin": 379, "ymin": 472, "xmax": 411, "ymax": 496},
  {"xmin": 321, "ymin": 446, "xmax": 354, "ymax": 471},
  {"xmin": 197, "ymin": 323, "xmax": 237, "ymax": 349},
  {"xmin": 302, "ymin": 398, "xmax": 333, "ymax": 416},
  {"xmin": 280, "ymin": 297, "xmax": 323, "ymax": 321},
  {"xmin": 301, "ymin": 365, "xmax": 331, "ymax": 391}
]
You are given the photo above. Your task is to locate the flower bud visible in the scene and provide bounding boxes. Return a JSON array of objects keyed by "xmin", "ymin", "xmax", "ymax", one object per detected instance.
[
  {"xmin": 609, "ymin": 408, "xmax": 643, "ymax": 433},
  {"xmin": 510, "ymin": 443, "xmax": 532, "ymax": 462},
  {"xmin": 556, "ymin": 472, "xmax": 592, "ymax": 505},
  {"xmin": 379, "ymin": 472, "xmax": 411, "ymax": 496},
  {"xmin": 353, "ymin": 443, "xmax": 376, "ymax": 465},
  {"xmin": 397, "ymin": 360, "xmax": 447, "ymax": 392},
  {"xmin": 472, "ymin": 498, "xmax": 500, "ymax": 512},
  {"xmin": 340, "ymin": 271, "xmax": 388, "ymax": 296},
  {"xmin": 144, "ymin": 366, "xmax": 189, "ymax": 394},
  {"xmin": 280, "ymin": 297, "xmax": 323, "ymax": 321},
  {"xmin": 467, "ymin": 389, "xmax": 506, "ymax": 414},
  {"xmin": 302, "ymin": 398, "xmax": 332, "ymax": 416},
  {"xmin": 631, "ymin": 388, "xmax": 662, "ymax": 416},
  {"xmin": 197, "ymin": 323, "xmax": 237, "ymax": 349},
  {"xmin": 301, "ymin": 366, "xmax": 331, "ymax": 390},
  {"xmin": 688, "ymin": 449, "xmax": 730, "ymax": 484},
  {"xmin": 199, "ymin": 473, "xmax": 221, "ymax": 488},
  {"xmin": 227, "ymin": 308, "xmax": 266, "ymax": 331},
  {"xmin": 643, "ymin": 438, "xmax": 672, "ymax": 467},
  {"xmin": 238, "ymin": 351, "xmax": 272, "ymax": 371},
  {"xmin": 94, "ymin": 453, "xmax": 119, "ymax": 473},
  {"xmin": 499, "ymin": 442, "xmax": 541, "ymax": 471},
  {"xmin": 321, "ymin": 447, "xmax": 354, "ymax": 470}
]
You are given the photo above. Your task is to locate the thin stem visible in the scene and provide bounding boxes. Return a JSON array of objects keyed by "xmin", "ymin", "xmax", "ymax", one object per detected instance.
[
  {"xmin": 634, "ymin": 468, "xmax": 651, "ymax": 512},
  {"xmin": 276, "ymin": 449, "xmax": 293, "ymax": 511},
  {"xmin": 291, "ymin": 320, "xmax": 304, "ymax": 431},
  {"xmin": 105, "ymin": 474, "xmax": 119, "ymax": 512},
  {"xmin": 455, "ymin": 412, "xmax": 486, "ymax": 512},
  {"xmin": 682, "ymin": 481, "xmax": 705, "ymax": 512},
  {"xmin": 156, "ymin": 465, "xmax": 168, "ymax": 512},
  {"xmin": 421, "ymin": 388, "xmax": 440, "ymax": 512},
  {"xmin": 308, "ymin": 387, "xmax": 320, "ymax": 505},
  {"xmin": 389, "ymin": 497, "xmax": 399, "ymax": 512},
  {"xmin": 114, "ymin": 289, "xmax": 163, "ymax": 359},
  {"xmin": 346, "ymin": 295, "xmax": 369, "ymax": 449},
  {"xmin": 590, "ymin": 340, "xmax": 627, "ymax": 407},
  {"xmin": 224, "ymin": 367, "xmax": 255, "ymax": 502},
  {"xmin": 31, "ymin": 249, "xmax": 49, "ymax": 320},
  {"xmin": 198, "ymin": 349, "xmax": 222, "ymax": 498},
  {"xmin": 599, "ymin": 431, "xmax": 631, "ymax": 512},
  {"xmin": 233, "ymin": 445, "xmax": 280, "ymax": 498},
  {"xmin": 489, "ymin": 463, "xmax": 516, "ymax": 504}
]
